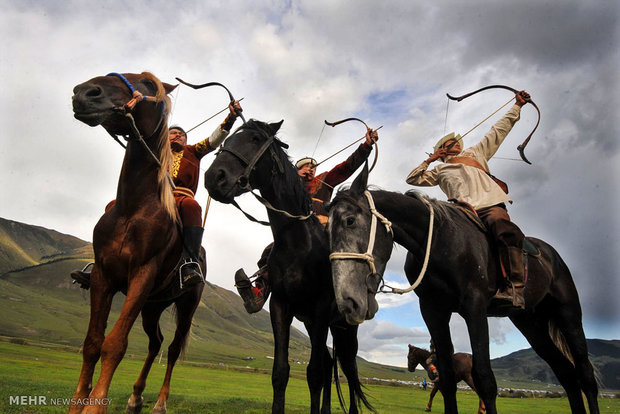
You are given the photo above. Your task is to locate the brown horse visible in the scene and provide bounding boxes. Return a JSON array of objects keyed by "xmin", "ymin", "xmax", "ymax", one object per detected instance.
[
  {"xmin": 70, "ymin": 72, "xmax": 204, "ymax": 414},
  {"xmin": 408, "ymin": 345, "xmax": 485, "ymax": 413}
]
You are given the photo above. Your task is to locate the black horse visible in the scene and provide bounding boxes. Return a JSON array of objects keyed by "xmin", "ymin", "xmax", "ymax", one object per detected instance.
[
  {"xmin": 204, "ymin": 120, "xmax": 372, "ymax": 414},
  {"xmin": 327, "ymin": 164, "xmax": 599, "ymax": 414}
]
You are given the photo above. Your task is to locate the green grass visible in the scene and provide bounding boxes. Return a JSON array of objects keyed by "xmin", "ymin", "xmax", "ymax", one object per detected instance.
[{"xmin": 1, "ymin": 341, "xmax": 617, "ymax": 413}]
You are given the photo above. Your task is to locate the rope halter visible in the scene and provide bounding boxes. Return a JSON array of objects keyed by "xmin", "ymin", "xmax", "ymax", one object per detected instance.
[{"xmin": 329, "ymin": 190, "xmax": 393, "ymax": 276}]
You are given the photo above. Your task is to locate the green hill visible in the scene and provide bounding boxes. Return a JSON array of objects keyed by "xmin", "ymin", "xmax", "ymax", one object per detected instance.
[{"xmin": 1, "ymin": 217, "xmax": 617, "ymax": 389}]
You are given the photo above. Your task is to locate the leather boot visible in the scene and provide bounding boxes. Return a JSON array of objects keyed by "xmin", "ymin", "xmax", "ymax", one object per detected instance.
[
  {"xmin": 494, "ymin": 246, "xmax": 526, "ymax": 308},
  {"xmin": 235, "ymin": 267, "xmax": 270, "ymax": 314},
  {"xmin": 70, "ymin": 262, "xmax": 94, "ymax": 289},
  {"xmin": 180, "ymin": 226, "xmax": 205, "ymax": 288}
]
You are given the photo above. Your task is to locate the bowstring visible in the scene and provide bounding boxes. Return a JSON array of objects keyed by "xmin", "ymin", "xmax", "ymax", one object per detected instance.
[
  {"xmin": 443, "ymin": 98, "xmax": 450, "ymax": 136},
  {"xmin": 312, "ymin": 122, "xmax": 327, "ymax": 158}
]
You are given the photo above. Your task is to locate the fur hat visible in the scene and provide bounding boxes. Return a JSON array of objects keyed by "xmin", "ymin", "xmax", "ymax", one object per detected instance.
[
  {"xmin": 433, "ymin": 132, "xmax": 462, "ymax": 152},
  {"xmin": 295, "ymin": 157, "xmax": 318, "ymax": 169},
  {"xmin": 169, "ymin": 125, "xmax": 186, "ymax": 135}
]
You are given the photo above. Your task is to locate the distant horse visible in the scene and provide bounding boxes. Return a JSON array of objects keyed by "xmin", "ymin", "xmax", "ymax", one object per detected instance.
[
  {"xmin": 70, "ymin": 72, "xmax": 205, "ymax": 414},
  {"xmin": 408, "ymin": 345, "xmax": 485, "ymax": 413},
  {"xmin": 327, "ymin": 164, "xmax": 599, "ymax": 414},
  {"xmin": 204, "ymin": 120, "xmax": 371, "ymax": 414}
]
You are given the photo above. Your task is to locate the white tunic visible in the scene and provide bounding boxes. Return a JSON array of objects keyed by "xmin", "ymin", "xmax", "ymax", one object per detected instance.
[{"xmin": 406, "ymin": 105, "xmax": 521, "ymax": 210}]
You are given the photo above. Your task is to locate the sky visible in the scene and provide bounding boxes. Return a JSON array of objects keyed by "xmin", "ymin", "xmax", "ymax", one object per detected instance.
[{"xmin": 1, "ymin": 0, "xmax": 618, "ymax": 367}]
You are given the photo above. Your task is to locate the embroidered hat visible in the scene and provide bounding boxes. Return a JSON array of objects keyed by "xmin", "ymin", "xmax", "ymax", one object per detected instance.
[
  {"xmin": 169, "ymin": 125, "xmax": 186, "ymax": 135},
  {"xmin": 433, "ymin": 132, "xmax": 462, "ymax": 152},
  {"xmin": 295, "ymin": 157, "xmax": 318, "ymax": 169}
]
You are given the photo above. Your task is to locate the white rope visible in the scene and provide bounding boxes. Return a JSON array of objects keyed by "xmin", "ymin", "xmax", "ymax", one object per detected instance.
[{"xmin": 384, "ymin": 198, "xmax": 434, "ymax": 294}]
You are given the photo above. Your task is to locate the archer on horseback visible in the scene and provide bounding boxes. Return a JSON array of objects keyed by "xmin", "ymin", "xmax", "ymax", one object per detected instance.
[
  {"xmin": 406, "ymin": 90, "xmax": 530, "ymax": 308},
  {"xmin": 71, "ymin": 100, "xmax": 243, "ymax": 289},
  {"xmin": 235, "ymin": 128, "xmax": 379, "ymax": 313}
]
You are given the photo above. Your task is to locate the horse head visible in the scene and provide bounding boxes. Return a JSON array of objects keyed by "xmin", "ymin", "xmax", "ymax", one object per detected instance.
[
  {"xmin": 327, "ymin": 163, "xmax": 393, "ymax": 325},
  {"xmin": 72, "ymin": 72, "xmax": 176, "ymax": 138},
  {"xmin": 407, "ymin": 344, "xmax": 429, "ymax": 372},
  {"xmin": 204, "ymin": 119, "xmax": 289, "ymax": 202}
]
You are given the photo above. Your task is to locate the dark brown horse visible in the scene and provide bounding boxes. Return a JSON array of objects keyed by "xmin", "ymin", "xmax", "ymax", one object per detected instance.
[
  {"xmin": 204, "ymin": 120, "xmax": 371, "ymax": 414},
  {"xmin": 408, "ymin": 345, "xmax": 485, "ymax": 413},
  {"xmin": 70, "ymin": 72, "xmax": 204, "ymax": 414},
  {"xmin": 327, "ymin": 164, "xmax": 599, "ymax": 414}
]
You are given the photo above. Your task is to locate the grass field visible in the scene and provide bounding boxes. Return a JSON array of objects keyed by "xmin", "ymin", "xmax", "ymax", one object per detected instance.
[{"xmin": 1, "ymin": 341, "xmax": 617, "ymax": 413}]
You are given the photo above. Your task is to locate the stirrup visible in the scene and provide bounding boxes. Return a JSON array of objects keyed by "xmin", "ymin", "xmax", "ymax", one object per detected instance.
[
  {"xmin": 179, "ymin": 260, "xmax": 204, "ymax": 288},
  {"xmin": 235, "ymin": 269, "xmax": 264, "ymax": 314},
  {"xmin": 70, "ymin": 262, "xmax": 94, "ymax": 289}
]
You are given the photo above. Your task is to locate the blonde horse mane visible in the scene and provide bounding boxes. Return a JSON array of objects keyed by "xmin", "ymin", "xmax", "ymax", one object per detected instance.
[{"xmin": 141, "ymin": 72, "xmax": 178, "ymax": 224}]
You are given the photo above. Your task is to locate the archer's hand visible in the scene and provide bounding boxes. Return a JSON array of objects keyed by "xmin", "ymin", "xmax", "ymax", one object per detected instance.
[
  {"xmin": 515, "ymin": 90, "xmax": 530, "ymax": 107},
  {"xmin": 425, "ymin": 148, "xmax": 446, "ymax": 164},
  {"xmin": 229, "ymin": 100, "xmax": 243, "ymax": 117},
  {"xmin": 365, "ymin": 129, "xmax": 379, "ymax": 146}
]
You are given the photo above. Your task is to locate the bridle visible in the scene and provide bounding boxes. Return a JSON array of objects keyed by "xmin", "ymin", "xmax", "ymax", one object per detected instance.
[
  {"xmin": 329, "ymin": 190, "xmax": 393, "ymax": 293},
  {"xmin": 105, "ymin": 72, "xmax": 170, "ymax": 181},
  {"xmin": 215, "ymin": 126, "xmax": 313, "ymax": 223},
  {"xmin": 329, "ymin": 190, "xmax": 435, "ymax": 295}
]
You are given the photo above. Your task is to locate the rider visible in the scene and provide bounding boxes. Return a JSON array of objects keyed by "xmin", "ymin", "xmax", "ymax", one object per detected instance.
[
  {"xmin": 234, "ymin": 128, "xmax": 379, "ymax": 313},
  {"xmin": 406, "ymin": 90, "xmax": 530, "ymax": 308},
  {"xmin": 71, "ymin": 101, "xmax": 243, "ymax": 289}
]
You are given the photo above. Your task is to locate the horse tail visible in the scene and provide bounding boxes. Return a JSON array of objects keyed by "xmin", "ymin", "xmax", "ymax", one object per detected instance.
[
  {"xmin": 332, "ymin": 328, "xmax": 375, "ymax": 413},
  {"xmin": 548, "ymin": 321, "xmax": 604, "ymax": 388}
]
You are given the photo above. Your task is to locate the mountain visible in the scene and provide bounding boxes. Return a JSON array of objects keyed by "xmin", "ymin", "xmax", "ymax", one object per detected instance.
[
  {"xmin": 491, "ymin": 339, "xmax": 620, "ymax": 390},
  {"xmin": 1, "ymin": 217, "xmax": 618, "ymax": 388}
]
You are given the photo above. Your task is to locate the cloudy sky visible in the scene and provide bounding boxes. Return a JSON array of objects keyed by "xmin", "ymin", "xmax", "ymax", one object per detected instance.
[{"xmin": 1, "ymin": 1, "xmax": 618, "ymax": 367}]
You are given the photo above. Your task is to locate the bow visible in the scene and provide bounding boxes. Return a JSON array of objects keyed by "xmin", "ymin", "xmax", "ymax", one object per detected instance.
[
  {"xmin": 447, "ymin": 84, "xmax": 540, "ymax": 164},
  {"xmin": 323, "ymin": 117, "xmax": 381, "ymax": 171},
  {"xmin": 175, "ymin": 77, "xmax": 246, "ymax": 123}
]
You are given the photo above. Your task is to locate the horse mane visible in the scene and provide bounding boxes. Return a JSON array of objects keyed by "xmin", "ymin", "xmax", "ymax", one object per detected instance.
[
  {"xmin": 240, "ymin": 119, "xmax": 311, "ymax": 214},
  {"xmin": 404, "ymin": 190, "xmax": 458, "ymax": 225},
  {"xmin": 141, "ymin": 72, "xmax": 177, "ymax": 223}
]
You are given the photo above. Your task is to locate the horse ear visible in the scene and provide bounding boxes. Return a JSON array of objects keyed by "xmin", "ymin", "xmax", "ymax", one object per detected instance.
[
  {"xmin": 350, "ymin": 161, "xmax": 369, "ymax": 195},
  {"xmin": 268, "ymin": 120, "xmax": 284, "ymax": 135},
  {"xmin": 163, "ymin": 82, "xmax": 178, "ymax": 95}
]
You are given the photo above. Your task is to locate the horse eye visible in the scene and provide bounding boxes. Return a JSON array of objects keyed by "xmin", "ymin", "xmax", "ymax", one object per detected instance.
[{"xmin": 346, "ymin": 217, "xmax": 355, "ymax": 227}]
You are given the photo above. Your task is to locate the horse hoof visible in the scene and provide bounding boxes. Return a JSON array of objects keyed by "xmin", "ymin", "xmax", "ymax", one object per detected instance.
[
  {"xmin": 125, "ymin": 395, "xmax": 143, "ymax": 414},
  {"xmin": 152, "ymin": 403, "xmax": 167, "ymax": 414},
  {"xmin": 425, "ymin": 409, "xmax": 431, "ymax": 412}
]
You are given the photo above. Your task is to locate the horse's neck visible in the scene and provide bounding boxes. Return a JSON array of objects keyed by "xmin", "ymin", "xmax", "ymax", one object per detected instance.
[
  {"xmin": 374, "ymin": 191, "xmax": 432, "ymax": 252},
  {"xmin": 116, "ymin": 134, "xmax": 164, "ymax": 209},
  {"xmin": 261, "ymin": 179, "xmax": 312, "ymax": 237}
]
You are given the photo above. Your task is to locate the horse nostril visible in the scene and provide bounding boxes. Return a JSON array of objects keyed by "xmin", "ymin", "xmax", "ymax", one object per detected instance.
[{"xmin": 85, "ymin": 85, "xmax": 103, "ymax": 98}]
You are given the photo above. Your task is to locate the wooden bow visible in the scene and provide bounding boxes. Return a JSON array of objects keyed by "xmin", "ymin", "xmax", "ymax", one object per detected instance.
[
  {"xmin": 447, "ymin": 85, "xmax": 540, "ymax": 164},
  {"xmin": 322, "ymin": 118, "xmax": 381, "ymax": 171},
  {"xmin": 175, "ymin": 77, "xmax": 246, "ymax": 124}
]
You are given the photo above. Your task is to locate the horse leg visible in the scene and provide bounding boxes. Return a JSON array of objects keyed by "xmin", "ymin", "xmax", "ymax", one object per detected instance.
[
  {"xmin": 331, "ymin": 324, "xmax": 369, "ymax": 414},
  {"xmin": 510, "ymin": 312, "xmax": 589, "ymax": 414},
  {"xmin": 126, "ymin": 302, "xmax": 167, "ymax": 414},
  {"xmin": 84, "ymin": 274, "xmax": 153, "ymax": 413},
  {"xmin": 320, "ymin": 344, "xmax": 333, "ymax": 414},
  {"xmin": 420, "ymin": 302, "xmax": 458, "ymax": 414},
  {"xmin": 461, "ymin": 300, "xmax": 498, "ymax": 414},
  {"xmin": 69, "ymin": 277, "xmax": 114, "ymax": 414},
  {"xmin": 426, "ymin": 384, "xmax": 439, "ymax": 412},
  {"xmin": 153, "ymin": 289, "xmax": 202, "ymax": 414},
  {"xmin": 304, "ymin": 320, "xmax": 330, "ymax": 414},
  {"xmin": 462, "ymin": 374, "xmax": 486, "ymax": 414},
  {"xmin": 270, "ymin": 297, "xmax": 293, "ymax": 414}
]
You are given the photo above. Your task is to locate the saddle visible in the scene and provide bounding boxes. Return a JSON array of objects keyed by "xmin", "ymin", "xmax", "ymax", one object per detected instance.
[{"xmin": 449, "ymin": 200, "xmax": 541, "ymax": 257}]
